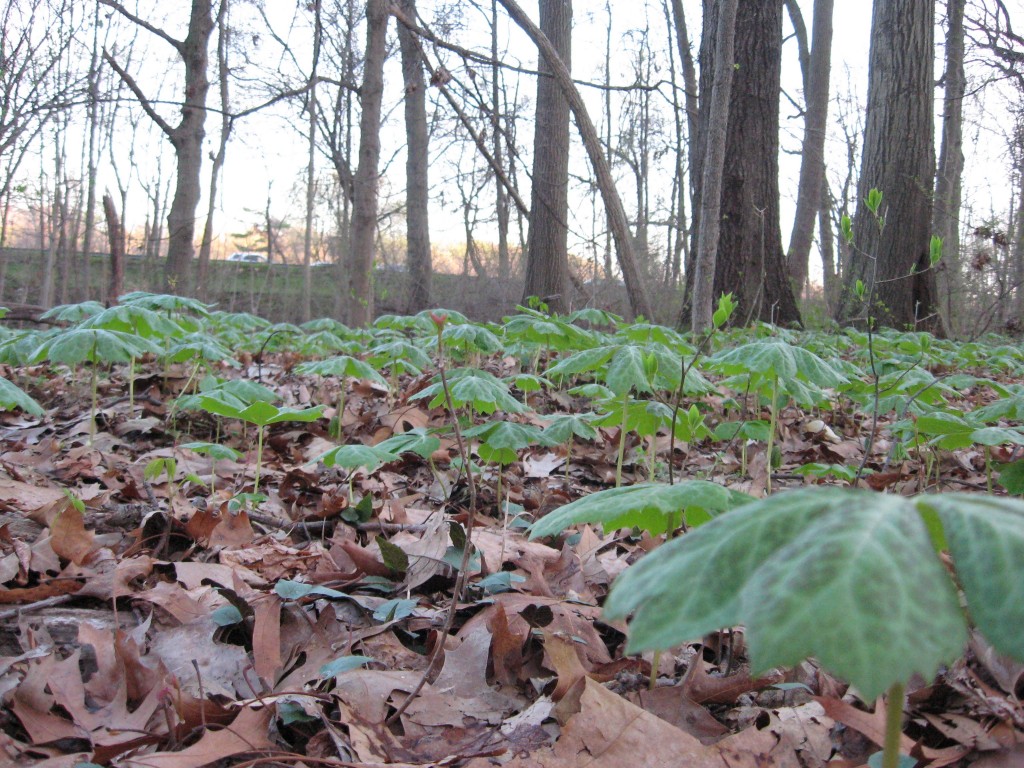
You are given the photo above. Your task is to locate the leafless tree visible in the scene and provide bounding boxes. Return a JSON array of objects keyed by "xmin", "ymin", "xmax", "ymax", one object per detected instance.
[
  {"xmin": 397, "ymin": 0, "xmax": 432, "ymax": 312},
  {"xmin": 784, "ymin": 0, "xmax": 834, "ymax": 297},
  {"xmin": 100, "ymin": 0, "xmax": 221, "ymax": 293},
  {"xmin": 347, "ymin": 0, "xmax": 389, "ymax": 326}
]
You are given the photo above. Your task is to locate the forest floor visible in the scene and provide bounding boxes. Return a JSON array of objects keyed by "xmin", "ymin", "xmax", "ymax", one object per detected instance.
[{"xmin": 0, "ymin": 302, "xmax": 1022, "ymax": 767}]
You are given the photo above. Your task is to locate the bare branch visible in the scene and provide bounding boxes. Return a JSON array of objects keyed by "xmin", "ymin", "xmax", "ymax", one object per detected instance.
[
  {"xmin": 102, "ymin": 49, "xmax": 175, "ymax": 139},
  {"xmin": 98, "ymin": 0, "xmax": 184, "ymax": 54}
]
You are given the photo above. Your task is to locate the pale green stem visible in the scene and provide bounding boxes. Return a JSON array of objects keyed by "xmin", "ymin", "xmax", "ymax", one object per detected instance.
[
  {"xmin": 333, "ymin": 387, "xmax": 346, "ymax": 440},
  {"xmin": 564, "ymin": 437, "xmax": 573, "ymax": 484},
  {"xmin": 649, "ymin": 650, "xmax": 661, "ymax": 690},
  {"xmin": 89, "ymin": 366, "xmax": 98, "ymax": 447},
  {"xmin": 615, "ymin": 393, "xmax": 629, "ymax": 488},
  {"xmin": 882, "ymin": 681, "xmax": 905, "ymax": 768},
  {"xmin": 766, "ymin": 377, "xmax": 779, "ymax": 495},
  {"xmin": 128, "ymin": 356, "xmax": 136, "ymax": 412},
  {"xmin": 254, "ymin": 425, "xmax": 264, "ymax": 492},
  {"xmin": 985, "ymin": 446, "xmax": 993, "ymax": 494}
]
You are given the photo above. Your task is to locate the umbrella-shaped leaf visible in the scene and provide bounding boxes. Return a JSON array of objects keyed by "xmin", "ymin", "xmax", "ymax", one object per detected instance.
[
  {"xmin": 32, "ymin": 328, "xmax": 159, "ymax": 366},
  {"xmin": 923, "ymin": 495, "xmax": 1024, "ymax": 661},
  {"xmin": 0, "ymin": 377, "xmax": 44, "ymax": 416},
  {"xmin": 295, "ymin": 355, "xmax": 387, "ymax": 386},
  {"xmin": 315, "ymin": 443, "xmax": 399, "ymax": 472},
  {"xmin": 542, "ymin": 412, "xmax": 599, "ymax": 444},
  {"xmin": 464, "ymin": 421, "xmax": 553, "ymax": 466},
  {"xmin": 119, "ymin": 291, "xmax": 212, "ymax": 317},
  {"xmin": 601, "ymin": 488, "xmax": 1022, "ymax": 702},
  {"xmin": 374, "ymin": 428, "xmax": 440, "ymax": 459},
  {"xmin": 530, "ymin": 481, "xmax": 752, "ymax": 538},
  {"xmin": 39, "ymin": 300, "xmax": 105, "ymax": 323}
]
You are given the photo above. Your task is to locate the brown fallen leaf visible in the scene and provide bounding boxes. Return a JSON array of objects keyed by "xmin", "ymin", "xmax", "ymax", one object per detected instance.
[
  {"xmin": 119, "ymin": 705, "xmax": 275, "ymax": 768},
  {"xmin": 517, "ymin": 677, "xmax": 800, "ymax": 768}
]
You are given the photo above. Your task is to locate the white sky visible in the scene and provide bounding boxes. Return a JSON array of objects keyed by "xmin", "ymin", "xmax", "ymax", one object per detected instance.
[{"xmin": 13, "ymin": 1, "xmax": 1023, "ymax": 276}]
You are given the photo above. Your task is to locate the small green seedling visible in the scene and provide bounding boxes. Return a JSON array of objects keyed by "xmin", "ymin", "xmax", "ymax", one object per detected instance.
[
  {"xmin": 196, "ymin": 396, "xmax": 325, "ymax": 493},
  {"xmin": 181, "ymin": 441, "xmax": 244, "ymax": 494}
]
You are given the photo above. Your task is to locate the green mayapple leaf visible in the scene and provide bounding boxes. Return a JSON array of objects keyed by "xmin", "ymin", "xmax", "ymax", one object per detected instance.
[
  {"xmin": 743, "ymin": 494, "xmax": 965, "ymax": 700},
  {"xmin": 0, "ymin": 376, "xmax": 44, "ymax": 416},
  {"xmin": 922, "ymin": 495, "xmax": 1024, "ymax": 662},
  {"xmin": 604, "ymin": 487, "xmax": 1024, "ymax": 702},
  {"xmin": 529, "ymin": 481, "xmax": 752, "ymax": 539}
]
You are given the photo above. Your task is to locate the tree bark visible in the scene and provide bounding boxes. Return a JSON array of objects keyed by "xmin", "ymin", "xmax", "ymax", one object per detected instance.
[
  {"xmin": 102, "ymin": 193, "xmax": 124, "ymax": 303},
  {"xmin": 521, "ymin": 0, "xmax": 572, "ymax": 313},
  {"xmin": 397, "ymin": 0, "xmax": 432, "ymax": 313},
  {"xmin": 785, "ymin": 0, "xmax": 834, "ymax": 296},
  {"xmin": 933, "ymin": 0, "xmax": 966, "ymax": 330},
  {"xmin": 690, "ymin": 0, "xmax": 739, "ymax": 332},
  {"xmin": 100, "ymin": 0, "xmax": 216, "ymax": 294},
  {"xmin": 197, "ymin": 0, "xmax": 231, "ymax": 303},
  {"xmin": 686, "ymin": 0, "xmax": 800, "ymax": 330},
  {"xmin": 837, "ymin": 0, "xmax": 943, "ymax": 333},
  {"xmin": 498, "ymin": 0, "xmax": 653, "ymax": 320},
  {"xmin": 347, "ymin": 0, "xmax": 388, "ymax": 326}
]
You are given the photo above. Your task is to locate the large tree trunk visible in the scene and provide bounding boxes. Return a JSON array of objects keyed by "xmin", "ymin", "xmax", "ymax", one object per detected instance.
[
  {"xmin": 785, "ymin": 0, "xmax": 834, "ymax": 296},
  {"xmin": 165, "ymin": 0, "xmax": 214, "ymax": 293},
  {"xmin": 933, "ymin": 0, "xmax": 966, "ymax": 331},
  {"xmin": 688, "ymin": 0, "xmax": 801, "ymax": 330},
  {"xmin": 101, "ymin": 0, "xmax": 215, "ymax": 295},
  {"xmin": 347, "ymin": 0, "xmax": 388, "ymax": 326},
  {"xmin": 197, "ymin": 1, "xmax": 230, "ymax": 303},
  {"xmin": 499, "ymin": 0, "xmax": 653, "ymax": 320},
  {"xmin": 397, "ymin": 0, "xmax": 432, "ymax": 313},
  {"xmin": 689, "ymin": 0, "xmax": 739, "ymax": 332},
  {"xmin": 521, "ymin": 0, "xmax": 572, "ymax": 313},
  {"xmin": 837, "ymin": 0, "xmax": 943, "ymax": 333}
]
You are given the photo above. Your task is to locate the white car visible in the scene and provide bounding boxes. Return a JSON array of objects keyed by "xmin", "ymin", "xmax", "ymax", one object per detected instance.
[{"xmin": 227, "ymin": 252, "xmax": 267, "ymax": 264}]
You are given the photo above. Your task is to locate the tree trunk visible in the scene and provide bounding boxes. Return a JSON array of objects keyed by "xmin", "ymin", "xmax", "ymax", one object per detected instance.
[
  {"xmin": 102, "ymin": 193, "xmax": 124, "ymax": 303},
  {"xmin": 165, "ymin": 0, "xmax": 214, "ymax": 293},
  {"xmin": 837, "ymin": 0, "xmax": 943, "ymax": 334},
  {"xmin": 397, "ymin": 0, "xmax": 432, "ymax": 313},
  {"xmin": 689, "ymin": 0, "xmax": 739, "ymax": 332},
  {"xmin": 101, "ymin": 0, "xmax": 215, "ymax": 295},
  {"xmin": 932, "ymin": 0, "xmax": 966, "ymax": 331},
  {"xmin": 197, "ymin": 1, "xmax": 230, "ymax": 303},
  {"xmin": 689, "ymin": 0, "xmax": 800, "ymax": 330},
  {"xmin": 302, "ymin": 1, "xmax": 322, "ymax": 324},
  {"xmin": 521, "ymin": 0, "xmax": 572, "ymax": 313},
  {"xmin": 499, "ymin": 0, "xmax": 653, "ymax": 320},
  {"xmin": 492, "ymin": 0, "xmax": 511, "ymax": 290},
  {"xmin": 669, "ymin": 0, "xmax": 699, "ymax": 203},
  {"xmin": 348, "ymin": 0, "xmax": 388, "ymax": 326},
  {"xmin": 785, "ymin": 0, "xmax": 834, "ymax": 296}
]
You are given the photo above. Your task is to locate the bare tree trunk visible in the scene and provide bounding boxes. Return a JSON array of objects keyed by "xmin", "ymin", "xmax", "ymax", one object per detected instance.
[
  {"xmin": 102, "ymin": 193, "xmax": 124, "ymax": 303},
  {"xmin": 348, "ymin": 0, "xmax": 388, "ymax": 326},
  {"xmin": 785, "ymin": 0, "xmax": 834, "ymax": 296},
  {"xmin": 302, "ymin": 1, "xmax": 322, "ymax": 324},
  {"xmin": 933, "ymin": 0, "xmax": 966, "ymax": 330},
  {"xmin": 837, "ymin": 0, "xmax": 943, "ymax": 333},
  {"xmin": 499, "ymin": 0, "xmax": 653, "ymax": 320},
  {"xmin": 101, "ymin": 0, "xmax": 215, "ymax": 294},
  {"xmin": 521, "ymin": 0, "xmax": 572, "ymax": 313},
  {"xmin": 690, "ymin": 0, "xmax": 739, "ymax": 332},
  {"xmin": 492, "ymin": 0, "xmax": 511, "ymax": 290},
  {"xmin": 81, "ymin": 0, "xmax": 103, "ymax": 301},
  {"xmin": 397, "ymin": 0, "xmax": 432, "ymax": 313},
  {"xmin": 669, "ymin": 0, "xmax": 699, "ymax": 203},
  {"xmin": 197, "ymin": 0, "xmax": 231, "ymax": 302}
]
